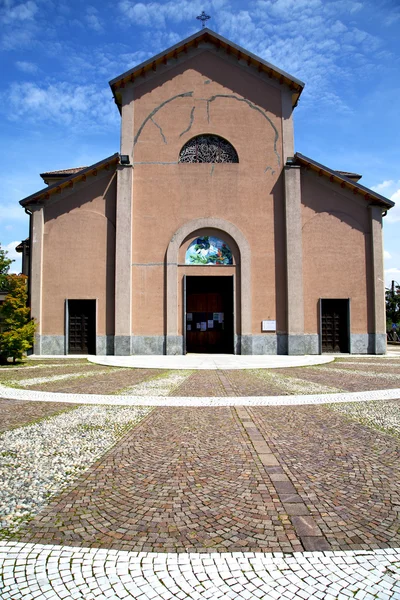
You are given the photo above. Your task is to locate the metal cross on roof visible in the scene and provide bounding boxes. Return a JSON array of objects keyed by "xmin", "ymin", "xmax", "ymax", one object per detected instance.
[{"xmin": 196, "ymin": 10, "xmax": 211, "ymax": 28}]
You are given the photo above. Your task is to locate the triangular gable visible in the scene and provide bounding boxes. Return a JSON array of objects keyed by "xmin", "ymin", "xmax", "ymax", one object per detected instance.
[{"xmin": 109, "ymin": 28, "xmax": 304, "ymax": 112}]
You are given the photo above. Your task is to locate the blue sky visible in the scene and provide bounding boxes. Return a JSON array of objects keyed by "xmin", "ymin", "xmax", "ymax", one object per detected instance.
[{"xmin": 1, "ymin": 0, "xmax": 399, "ymax": 286}]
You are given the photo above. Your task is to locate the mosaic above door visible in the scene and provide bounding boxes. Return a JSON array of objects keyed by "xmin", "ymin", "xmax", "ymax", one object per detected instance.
[{"xmin": 185, "ymin": 236, "xmax": 233, "ymax": 265}]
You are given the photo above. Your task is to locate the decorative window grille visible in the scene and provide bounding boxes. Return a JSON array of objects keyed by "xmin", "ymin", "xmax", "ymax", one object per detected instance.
[{"xmin": 179, "ymin": 135, "xmax": 239, "ymax": 163}]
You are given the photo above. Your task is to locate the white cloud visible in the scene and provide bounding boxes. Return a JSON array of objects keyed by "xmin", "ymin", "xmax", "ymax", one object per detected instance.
[
  {"xmin": 384, "ymin": 250, "xmax": 392, "ymax": 259},
  {"xmin": 0, "ymin": 202, "xmax": 28, "ymax": 223},
  {"xmin": 371, "ymin": 179, "xmax": 399, "ymax": 223},
  {"xmin": 118, "ymin": 0, "xmax": 228, "ymax": 29},
  {"xmin": 15, "ymin": 60, "xmax": 38, "ymax": 73},
  {"xmin": 3, "ymin": 241, "xmax": 20, "ymax": 263},
  {"xmin": 2, "ymin": 241, "xmax": 22, "ymax": 274},
  {"xmin": 3, "ymin": 81, "xmax": 119, "ymax": 130},
  {"xmin": 1, "ymin": 1, "xmax": 38, "ymax": 24},
  {"xmin": 386, "ymin": 188, "xmax": 400, "ymax": 223},
  {"xmin": 385, "ymin": 268, "xmax": 400, "ymax": 288},
  {"xmin": 85, "ymin": 6, "xmax": 103, "ymax": 33},
  {"xmin": 372, "ymin": 180, "xmax": 394, "ymax": 193}
]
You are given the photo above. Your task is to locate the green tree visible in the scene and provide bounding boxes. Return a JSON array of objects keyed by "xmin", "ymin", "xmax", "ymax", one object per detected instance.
[
  {"xmin": 386, "ymin": 281, "xmax": 400, "ymax": 332},
  {"xmin": 0, "ymin": 275, "xmax": 36, "ymax": 363},
  {"xmin": 0, "ymin": 243, "xmax": 13, "ymax": 290}
]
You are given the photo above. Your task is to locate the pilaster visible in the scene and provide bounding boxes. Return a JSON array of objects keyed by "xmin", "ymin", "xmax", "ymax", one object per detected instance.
[
  {"xmin": 30, "ymin": 206, "xmax": 44, "ymax": 355},
  {"xmin": 284, "ymin": 164, "xmax": 305, "ymax": 355},
  {"xmin": 115, "ymin": 165, "xmax": 133, "ymax": 355},
  {"xmin": 370, "ymin": 205, "xmax": 386, "ymax": 354},
  {"xmin": 281, "ymin": 89, "xmax": 294, "ymax": 164},
  {"xmin": 115, "ymin": 84, "xmax": 135, "ymax": 356}
]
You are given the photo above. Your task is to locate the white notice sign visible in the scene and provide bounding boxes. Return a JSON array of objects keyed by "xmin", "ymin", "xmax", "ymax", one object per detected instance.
[{"xmin": 262, "ymin": 320, "xmax": 276, "ymax": 331}]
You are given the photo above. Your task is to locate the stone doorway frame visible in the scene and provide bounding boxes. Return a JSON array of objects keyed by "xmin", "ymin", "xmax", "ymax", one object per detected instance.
[{"xmin": 166, "ymin": 218, "xmax": 251, "ymax": 355}]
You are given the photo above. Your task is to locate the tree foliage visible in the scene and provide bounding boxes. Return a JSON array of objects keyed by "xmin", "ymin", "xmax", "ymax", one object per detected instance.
[
  {"xmin": 386, "ymin": 282, "xmax": 400, "ymax": 331},
  {"xmin": 0, "ymin": 275, "xmax": 36, "ymax": 363}
]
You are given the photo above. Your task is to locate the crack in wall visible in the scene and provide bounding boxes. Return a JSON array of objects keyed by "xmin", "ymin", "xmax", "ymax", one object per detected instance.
[
  {"xmin": 150, "ymin": 117, "xmax": 167, "ymax": 144},
  {"xmin": 179, "ymin": 106, "xmax": 196, "ymax": 138},
  {"xmin": 264, "ymin": 166, "xmax": 276, "ymax": 175},
  {"xmin": 206, "ymin": 94, "xmax": 281, "ymax": 167},
  {"xmin": 134, "ymin": 92, "xmax": 194, "ymax": 145}
]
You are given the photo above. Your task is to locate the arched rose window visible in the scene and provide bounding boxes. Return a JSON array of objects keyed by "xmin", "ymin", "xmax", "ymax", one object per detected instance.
[
  {"xmin": 179, "ymin": 134, "xmax": 239, "ymax": 163},
  {"xmin": 185, "ymin": 236, "xmax": 233, "ymax": 265}
]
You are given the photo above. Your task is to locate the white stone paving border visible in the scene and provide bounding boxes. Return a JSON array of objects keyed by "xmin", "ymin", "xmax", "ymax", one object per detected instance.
[
  {"xmin": 88, "ymin": 354, "xmax": 336, "ymax": 370},
  {"xmin": 1, "ymin": 382, "xmax": 400, "ymax": 406},
  {"xmin": 1, "ymin": 542, "xmax": 400, "ymax": 600}
]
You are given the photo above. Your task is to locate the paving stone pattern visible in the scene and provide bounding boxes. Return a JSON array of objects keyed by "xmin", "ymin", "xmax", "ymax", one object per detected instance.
[
  {"xmin": 250, "ymin": 404, "xmax": 400, "ymax": 551},
  {"xmin": 13, "ymin": 404, "xmax": 400, "ymax": 556},
  {"xmin": 1, "ymin": 542, "xmax": 400, "ymax": 600},
  {"xmin": 28, "ymin": 368, "xmax": 167, "ymax": 394},
  {"xmin": 0, "ymin": 398, "xmax": 78, "ymax": 432},
  {"xmin": 15, "ymin": 407, "xmax": 303, "ymax": 553}
]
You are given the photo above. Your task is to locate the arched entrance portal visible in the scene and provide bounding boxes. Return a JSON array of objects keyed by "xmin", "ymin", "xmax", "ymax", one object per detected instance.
[{"xmin": 166, "ymin": 218, "xmax": 251, "ymax": 355}]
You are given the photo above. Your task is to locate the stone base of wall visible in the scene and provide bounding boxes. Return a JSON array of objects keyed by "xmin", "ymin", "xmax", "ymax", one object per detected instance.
[
  {"xmin": 40, "ymin": 335, "xmax": 65, "ymax": 355},
  {"xmin": 132, "ymin": 336, "xmax": 165, "ymax": 355},
  {"xmin": 32, "ymin": 333, "xmax": 388, "ymax": 356},
  {"xmin": 350, "ymin": 333, "xmax": 386, "ymax": 355},
  {"xmin": 166, "ymin": 335, "xmax": 184, "ymax": 355},
  {"xmin": 96, "ymin": 336, "xmax": 115, "ymax": 355}
]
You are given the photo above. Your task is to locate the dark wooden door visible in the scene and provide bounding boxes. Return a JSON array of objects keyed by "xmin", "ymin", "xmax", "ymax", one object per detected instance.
[
  {"xmin": 186, "ymin": 276, "xmax": 233, "ymax": 353},
  {"xmin": 68, "ymin": 300, "xmax": 96, "ymax": 354},
  {"xmin": 321, "ymin": 299, "xmax": 349, "ymax": 353}
]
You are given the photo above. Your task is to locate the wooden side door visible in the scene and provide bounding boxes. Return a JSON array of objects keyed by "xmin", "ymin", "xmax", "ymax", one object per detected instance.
[
  {"xmin": 68, "ymin": 300, "xmax": 96, "ymax": 354},
  {"xmin": 321, "ymin": 299, "xmax": 349, "ymax": 353}
]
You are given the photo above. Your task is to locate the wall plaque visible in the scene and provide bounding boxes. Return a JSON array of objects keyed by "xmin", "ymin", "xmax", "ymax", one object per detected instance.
[{"xmin": 262, "ymin": 320, "xmax": 276, "ymax": 332}]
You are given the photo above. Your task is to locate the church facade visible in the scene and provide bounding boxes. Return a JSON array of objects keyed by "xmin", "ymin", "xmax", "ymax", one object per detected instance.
[{"xmin": 20, "ymin": 29, "xmax": 393, "ymax": 356}]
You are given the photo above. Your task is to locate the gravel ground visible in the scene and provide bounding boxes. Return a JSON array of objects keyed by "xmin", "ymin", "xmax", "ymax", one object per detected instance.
[
  {"xmin": 328, "ymin": 398, "xmax": 400, "ymax": 438},
  {"xmin": 0, "ymin": 405, "xmax": 152, "ymax": 537},
  {"xmin": 249, "ymin": 369, "xmax": 343, "ymax": 394},
  {"xmin": 119, "ymin": 370, "xmax": 193, "ymax": 396},
  {"xmin": 317, "ymin": 366, "xmax": 400, "ymax": 381},
  {"xmin": 6, "ymin": 369, "xmax": 114, "ymax": 387}
]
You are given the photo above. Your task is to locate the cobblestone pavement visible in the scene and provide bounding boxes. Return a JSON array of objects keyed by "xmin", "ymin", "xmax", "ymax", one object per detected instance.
[
  {"xmin": 2, "ymin": 356, "xmax": 400, "ymax": 598},
  {"xmin": 13, "ymin": 405, "xmax": 400, "ymax": 555},
  {"xmin": 1, "ymin": 541, "xmax": 400, "ymax": 600},
  {"xmin": 250, "ymin": 403, "xmax": 400, "ymax": 551}
]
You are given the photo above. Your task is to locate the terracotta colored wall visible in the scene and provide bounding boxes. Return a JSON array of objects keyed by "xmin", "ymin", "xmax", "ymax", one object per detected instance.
[
  {"xmin": 41, "ymin": 172, "xmax": 117, "ymax": 335},
  {"xmin": 301, "ymin": 171, "xmax": 372, "ymax": 334},
  {"xmin": 127, "ymin": 50, "xmax": 287, "ymax": 336}
]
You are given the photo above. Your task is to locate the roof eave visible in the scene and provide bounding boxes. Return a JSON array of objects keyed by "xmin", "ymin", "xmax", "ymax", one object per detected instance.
[
  {"xmin": 20, "ymin": 153, "xmax": 120, "ymax": 208},
  {"xmin": 295, "ymin": 152, "xmax": 394, "ymax": 209}
]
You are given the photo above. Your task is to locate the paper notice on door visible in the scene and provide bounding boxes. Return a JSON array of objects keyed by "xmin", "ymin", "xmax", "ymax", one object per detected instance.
[
  {"xmin": 187, "ymin": 324, "xmax": 191, "ymax": 331},
  {"xmin": 218, "ymin": 313, "xmax": 224, "ymax": 323},
  {"xmin": 201, "ymin": 322, "xmax": 207, "ymax": 331},
  {"xmin": 207, "ymin": 320, "xmax": 214, "ymax": 328},
  {"xmin": 213, "ymin": 313, "xmax": 219, "ymax": 320},
  {"xmin": 187, "ymin": 313, "xmax": 193, "ymax": 321},
  {"xmin": 196, "ymin": 323, "xmax": 201, "ymax": 329}
]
